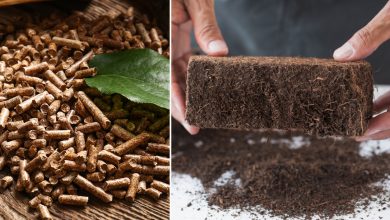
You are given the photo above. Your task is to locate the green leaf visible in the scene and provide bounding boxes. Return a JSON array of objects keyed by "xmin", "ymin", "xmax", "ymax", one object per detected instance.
[{"xmin": 86, "ymin": 49, "xmax": 170, "ymax": 109}]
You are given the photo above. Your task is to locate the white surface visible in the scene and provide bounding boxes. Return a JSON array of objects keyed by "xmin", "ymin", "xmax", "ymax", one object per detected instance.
[{"xmin": 171, "ymin": 85, "xmax": 390, "ymax": 220}]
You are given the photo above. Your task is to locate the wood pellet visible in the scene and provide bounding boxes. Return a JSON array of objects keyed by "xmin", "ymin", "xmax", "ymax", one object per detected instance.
[{"xmin": 0, "ymin": 7, "xmax": 170, "ymax": 218}]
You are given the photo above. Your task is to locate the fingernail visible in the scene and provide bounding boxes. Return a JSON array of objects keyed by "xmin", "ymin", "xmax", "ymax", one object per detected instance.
[
  {"xmin": 364, "ymin": 129, "xmax": 379, "ymax": 136},
  {"xmin": 334, "ymin": 42, "xmax": 354, "ymax": 60},
  {"xmin": 208, "ymin": 40, "xmax": 228, "ymax": 55},
  {"xmin": 355, "ymin": 136, "xmax": 370, "ymax": 142},
  {"xmin": 182, "ymin": 121, "xmax": 199, "ymax": 135}
]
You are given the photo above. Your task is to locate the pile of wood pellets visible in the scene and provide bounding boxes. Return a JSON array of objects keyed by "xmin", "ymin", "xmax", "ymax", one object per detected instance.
[{"xmin": 0, "ymin": 7, "xmax": 169, "ymax": 220}]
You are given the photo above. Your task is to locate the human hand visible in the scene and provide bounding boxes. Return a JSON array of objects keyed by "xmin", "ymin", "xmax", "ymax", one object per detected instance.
[
  {"xmin": 333, "ymin": 1, "xmax": 390, "ymax": 141},
  {"xmin": 171, "ymin": 0, "xmax": 228, "ymax": 135}
]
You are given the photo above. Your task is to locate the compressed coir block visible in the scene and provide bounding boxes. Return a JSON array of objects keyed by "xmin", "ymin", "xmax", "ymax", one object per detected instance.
[{"xmin": 185, "ymin": 56, "xmax": 373, "ymax": 136}]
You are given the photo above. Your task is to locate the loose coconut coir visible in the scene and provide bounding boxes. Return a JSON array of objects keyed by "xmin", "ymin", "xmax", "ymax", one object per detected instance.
[
  {"xmin": 186, "ymin": 56, "xmax": 373, "ymax": 136},
  {"xmin": 172, "ymin": 122, "xmax": 390, "ymax": 218}
]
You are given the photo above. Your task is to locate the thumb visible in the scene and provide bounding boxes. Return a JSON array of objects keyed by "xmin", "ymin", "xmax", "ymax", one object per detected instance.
[
  {"xmin": 333, "ymin": 1, "xmax": 390, "ymax": 61},
  {"xmin": 184, "ymin": 0, "xmax": 228, "ymax": 56}
]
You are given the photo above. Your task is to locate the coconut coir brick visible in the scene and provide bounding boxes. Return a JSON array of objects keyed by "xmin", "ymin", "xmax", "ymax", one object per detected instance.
[
  {"xmin": 172, "ymin": 121, "xmax": 390, "ymax": 218},
  {"xmin": 186, "ymin": 56, "xmax": 373, "ymax": 136}
]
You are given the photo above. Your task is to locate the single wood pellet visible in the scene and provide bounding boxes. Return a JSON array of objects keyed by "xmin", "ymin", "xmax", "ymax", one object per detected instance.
[
  {"xmin": 86, "ymin": 171, "xmax": 105, "ymax": 182},
  {"xmin": 114, "ymin": 133, "xmax": 150, "ymax": 155},
  {"xmin": 145, "ymin": 188, "xmax": 162, "ymax": 201},
  {"xmin": 138, "ymin": 180, "xmax": 147, "ymax": 194},
  {"xmin": 77, "ymin": 91, "xmax": 111, "ymax": 129},
  {"xmin": 98, "ymin": 150, "xmax": 121, "ymax": 165},
  {"xmin": 151, "ymin": 180, "xmax": 170, "ymax": 194},
  {"xmin": 73, "ymin": 175, "xmax": 113, "ymax": 203},
  {"xmin": 103, "ymin": 177, "xmax": 130, "ymax": 191},
  {"xmin": 58, "ymin": 194, "xmax": 88, "ymax": 206},
  {"xmin": 38, "ymin": 194, "xmax": 53, "ymax": 207},
  {"xmin": 38, "ymin": 204, "xmax": 52, "ymax": 220},
  {"xmin": 0, "ymin": 176, "xmax": 13, "ymax": 189},
  {"xmin": 126, "ymin": 173, "xmax": 139, "ymax": 202},
  {"xmin": 28, "ymin": 196, "xmax": 41, "ymax": 208},
  {"xmin": 146, "ymin": 143, "xmax": 170, "ymax": 155},
  {"xmin": 0, "ymin": 7, "xmax": 169, "ymax": 218}
]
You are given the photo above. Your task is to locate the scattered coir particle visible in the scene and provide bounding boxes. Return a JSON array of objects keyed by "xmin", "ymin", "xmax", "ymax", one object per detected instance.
[{"xmin": 173, "ymin": 121, "xmax": 390, "ymax": 218}]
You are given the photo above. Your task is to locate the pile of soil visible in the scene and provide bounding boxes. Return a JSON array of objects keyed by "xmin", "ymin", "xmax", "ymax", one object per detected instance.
[
  {"xmin": 186, "ymin": 56, "xmax": 373, "ymax": 136},
  {"xmin": 173, "ymin": 122, "xmax": 390, "ymax": 218}
]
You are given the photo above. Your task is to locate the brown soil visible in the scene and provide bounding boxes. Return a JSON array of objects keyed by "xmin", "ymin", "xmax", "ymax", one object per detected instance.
[
  {"xmin": 172, "ymin": 121, "xmax": 390, "ymax": 219},
  {"xmin": 185, "ymin": 56, "xmax": 373, "ymax": 136}
]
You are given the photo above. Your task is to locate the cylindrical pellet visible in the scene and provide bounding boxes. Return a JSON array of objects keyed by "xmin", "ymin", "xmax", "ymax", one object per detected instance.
[
  {"xmin": 0, "ymin": 96, "xmax": 22, "ymax": 109},
  {"xmin": 44, "ymin": 130, "xmax": 71, "ymax": 140},
  {"xmin": 63, "ymin": 160, "xmax": 86, "ymax": 172},
  {"xmin": 38, "ymin": 204, "xmax": 52, "ymax": 220},
  {"xmin": 58, "ymin": 195, "xmax": 88, "ymax": 206},
  {"xmin": 103, "ymin": 177, "xmax": 130, "ymax": 191},
  {"xmin": 16, "ymin": 92, "xmax": 46, "ymax": 113},
  {"xmin": 43, "ymin": 70, "xmax": 66, "ymax": 91},
  {"xmin": 97, "ymin": 150, "xmax": 121, "ymax": 165},
  {"xmin": 0, "ymin": 107, "xmax": 9, "ymax": 128},
  {"xmin": 146, "ymin": 143, "xmax": 170, "ymax": 155},
  {"xmin": 86, "ymin": 172, "xmax": 105, "ymax": 182},
  {"xmin": 77, "ymin": 91, "xmax": 110, "ymax": 129},
  {"xmin": 74, "ymin": 68, "xmax": 96, "ymax": 79},
  {"xmin": 52, "ymin": 37, "xmax": 85, "ymax": 50},
  {"xmin": 73, "ymin": 175, "xmax": 113, "ymax": 203},
  {"xmin": 114, "ymin": 133, "xmax": 149, "ymax": 155},
  {"xmin": 145, "ymin": 188, "xmax": 162, "ymax": 200},
  {"xmin": 23, "ymin": 62, "xmax": 49, "ymax": 75},
  {"xmin": 151, "ymin": 180, "xmax": 169, "ymax": 194},
  {"xmin": 75, "ymin": 122, "xmax": 101, "ymax": 133},
  {"xmin": 45, "ymin": 81, "xmax": 63, "ymax": 100},
  {"xmin": 0, "ymin": 176, "xmax": 13, "ymax": 189},
  {"xmin": 25, "ymin": 152, "xmax": 47, "ymax": 172},
  {"xmin": 75, "ymin": 131, "xmax": 85, "ymax": 152},
  {"xmin": 110, "ymin": 124, "xmax": 134, "ymax": 140},
  {"xmin": 125, "ymin": 173, "xmax": 140, "ymax": 202}
]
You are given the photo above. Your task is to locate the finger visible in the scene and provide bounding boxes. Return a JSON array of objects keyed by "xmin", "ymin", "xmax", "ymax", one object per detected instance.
[
  {"xmin": 172, "ymin": 59, "xmax": 187, "ymax": 91},
  {"xmin": 172, "ymin": 103, "xmax": 200, "ymax": 135},
  {"xmin": 333, "ymin": 1, "xmax": 390, "ymax": 61},
  {"xmin": 172, "ymin": 0, "xmax": 190, "ymax": 24},
  {"xmin": 362, "ymin": 111, "xmax": 390, "ymax": 137},
  {"xmin": 373, "ymin": 90, "xmax": 390, "ymax": 113},
  {"xmin": 356, "ymin": 129, "xmax": 390, "ymax": 141},
  {"xmin": 184, "ymin": 0, "xmax": 228, "ymax": 56},
  {"xmin": 172, "ymin": 51, "xmax": 191, "ymax": 91},
  {"xmin": 171, "ymin": 80, "xmax": 200, "ymax": 135},
  {"xmin": 172, "ymin": 21, "xmax": 192, "ymax": 60}
]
